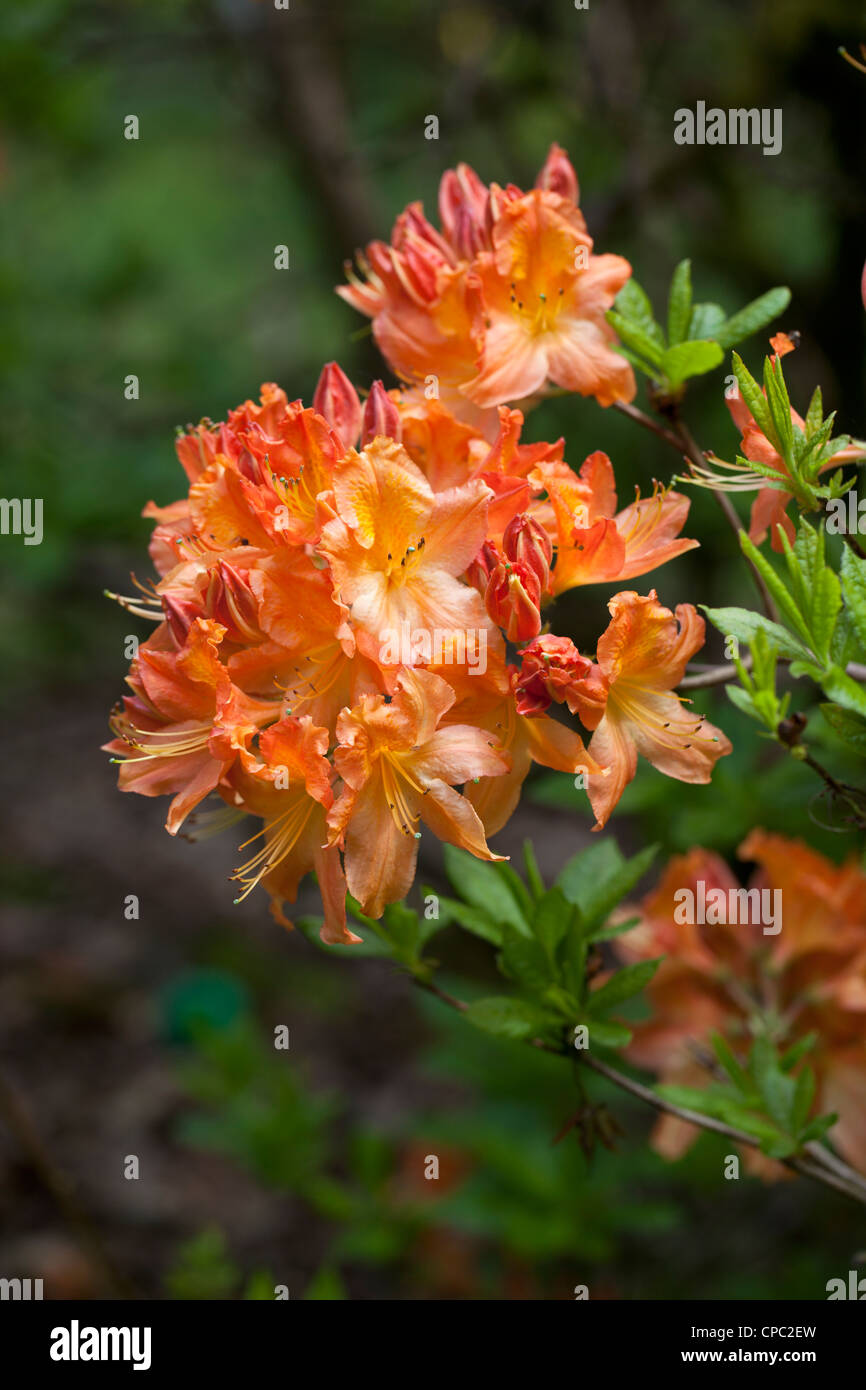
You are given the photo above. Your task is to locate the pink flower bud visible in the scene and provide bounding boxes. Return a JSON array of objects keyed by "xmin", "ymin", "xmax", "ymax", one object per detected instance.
[
  {"xmin": 466, "ymin": 540, "xmax": 501, "ymax": 594},
  {"xmin": 535, "ymin": 143, "xmax": 579, "ymax": 204},
  {"xmin": 361, "ymin": 380, "xmax": 402, "ymax": 445},
  {"xmin": 503, "ymin": 513, "xmax": 553, "ymax": 595},
  {"xmin": 313, "ymin": 361, "xmax": 362, "ymax": 452}
]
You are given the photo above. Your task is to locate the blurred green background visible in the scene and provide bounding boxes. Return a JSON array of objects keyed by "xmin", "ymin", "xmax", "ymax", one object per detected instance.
[{"xmin": 1, "ymin": 0, "xmax": 865, "ymax": 1300}]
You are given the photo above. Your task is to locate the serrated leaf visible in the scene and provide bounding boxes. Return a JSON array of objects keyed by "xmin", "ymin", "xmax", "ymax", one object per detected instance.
[
  {"xmin": 666, "ymin": 259, "xmax": 693, "ymax": 345},
  {"xmin": 713, "ymin": 287, "xmax": 791, "ymax": 350}
]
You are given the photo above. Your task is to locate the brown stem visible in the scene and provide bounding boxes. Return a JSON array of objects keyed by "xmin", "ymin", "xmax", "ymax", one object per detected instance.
[{"xmin": 680, "ymin": 658, "xmax": 866, "ymax": 690}]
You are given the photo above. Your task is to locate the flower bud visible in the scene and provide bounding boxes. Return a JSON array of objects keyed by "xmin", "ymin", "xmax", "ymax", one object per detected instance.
[
  {"xmin": 466, "ymin": 539, "xmax": 501, "ymax": 595},
  {"xmin": 485, "ymin": 559, "xmax": 542, "ymax": 643},
  {"xmin": 514, "ymin": 634, "xmax": 591, "ymax": 717},
  {"xmin": 313, "ymin": 361, "xmax": 362, "ymax": 452},
  {"xmin": 361, "ymin": 380, "xmax": 402, "ymax": 446},
  {"xmin": 503, "ymin": 513, "xmax": 553, "ymax": 595},
  {"xmin": 535, "ymin": 143, "xmax": 579, "ymax": 203}
]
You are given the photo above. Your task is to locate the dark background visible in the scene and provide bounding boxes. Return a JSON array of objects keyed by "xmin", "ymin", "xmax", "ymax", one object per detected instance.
[{"xmin": 1, "ymin": 0, "xmax": 865, "ymax": 1300}]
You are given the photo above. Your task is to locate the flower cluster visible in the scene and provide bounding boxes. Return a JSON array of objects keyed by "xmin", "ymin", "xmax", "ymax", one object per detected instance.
[
  {"xmin": 618, "ymin": 832, "xmax": 866, "ymax": 1173},
  {"xmin": 106, "ymin": 145, "xmax": 732, "ymax": 940},
  {"xmin": 339, "ymin": 144, "xmax": 636, "ymax": 420}
]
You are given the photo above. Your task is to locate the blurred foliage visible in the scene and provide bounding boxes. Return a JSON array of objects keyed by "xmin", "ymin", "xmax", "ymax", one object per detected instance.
[{"xmin": 169, "ymin": 994, "xmax": 858, "ymax": 1299}]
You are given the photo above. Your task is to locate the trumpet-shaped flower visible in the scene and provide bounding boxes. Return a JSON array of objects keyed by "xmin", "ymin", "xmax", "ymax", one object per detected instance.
[
  {"xmin": 567, "ymin": 591, "xmax": 732, "ymax": 828},
  {"xmin": 327, "ymin": 668, "xmax": 510, "ymax": 916},
  {"xmin": 227, "ymin": 717, "xmax": 356, "ymax": 944}
]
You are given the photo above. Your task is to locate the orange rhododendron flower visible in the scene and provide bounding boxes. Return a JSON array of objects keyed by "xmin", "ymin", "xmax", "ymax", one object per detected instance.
[
  {"xmin": 105, "ymin": 619, "xmax": 279, "ymax": 835},
  {"xmin": 338, "ymin": 144, "xmax": 636, "ymax": 416},
  {"xmin": 617, "ymin": 832, "xmax": 866, "ymax": 1174},
  {"xmin": 227, "ymin": 717, "xmax": 357, "ymax": 944},
  {"xmin": 567, "ymin": 591, "xmax": 732, "ymax": 828},
  {"xmin": 531, "ymin": 452, "xmax": 698, "ymax": 594},
  {"xmin": 327, "ymin": 668, "xmax": 510, "ymax": 917}
]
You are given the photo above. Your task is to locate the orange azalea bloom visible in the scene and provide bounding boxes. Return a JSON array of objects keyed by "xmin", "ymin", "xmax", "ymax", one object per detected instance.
[
  {"xmin": 441, "ymin": 661, "xmax": 605, "ymax": 837},
  {"xmin": 318, "ymin": 435, "xmax": 502, "ymax": 685},
  {"xmin": 617, "ymin": 832, "xmax": 866, "ymax": 1174},
  {"xmin": 338, "ymin": 144, "xmax": 635, "ymax": 413},
  {"xmin": 105, "ymin": 619, "xmax": 279, "ymax": 835},
  {"xmin": 567, "ymin": 591, "xmax": 731, "ymax": 828},
  {"xmin": 327, "ymin": 667, "xmax": 510, "ymax": 916},
  {"xmin": 530, "ymin": 452, "xmax": 698, "ymax": 595},
  {"xmin": 227, "ymin": 717, "xmax": 357, "ymax": 945}
]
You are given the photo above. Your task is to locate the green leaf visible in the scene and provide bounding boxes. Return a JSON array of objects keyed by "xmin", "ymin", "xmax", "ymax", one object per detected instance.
[
  {"xmin": 606, "ymin": 310, "xmax": 665, "ymax": 369},
  {"xmin": 820, "ymin": 702, "xmax": 866, "ymax": 754},
  {"xmin": 464, "ymin": 997, "xmax": 552, "ymax": 1041},
  {"xmin": 558, "ymin": 843, "xmax": 657, "ymax": 932},
  {"xmin": 731, "ymin": 352, "xmax": 776, "ymax": 443},
  {"xmin": 711, "ymin": 1033, "xmax": 750, "ymax": 1092},
  {"xmin": 661, "ymin": 338, "xmax": 723, "ymax": 388},
  {"xmin": 702, "ymin": 605, "xmax": 813, "ymax": 662},
  {"xmin": 792, "ymin": 1066, "xmax": 815, "ymax": 1135},
  {"xmin": 585, "ymin": 1018, "xmax": 632, "ymax": 1049},
  {"xmin": 688, "ymin": 302, "xmax": 726, "ymax": 340},
  {"xmin": 531, "ymin": 887, "xmax": 570, "ymax": 963},
  {"xmin": 840, "ymin": 545, "xmax": 866, "ymax": 655},
  {"xmin": 738, "ymin": 531, "xmax": 816, "ymax": 652},
  {"xmin": 751, "ymin": 1036, "xmax": 795, "ymax": 1132},
  {"xmin": 522, "ymin": 840, "xmax": 545, "ymax": 901},
  {"xmin": 818, "ymin": 665, "xmax": 866, "ymax": 720},
  {"xmin": 614, "ymin": 278, "xmax": 663, "ymax": 341},
  {"xmin": 500, "ymin": 922, "xmax": 554, "ymax": 991},
  {"xmin": 666, "ymin": 259, "xmax": 693, "ymax": 345},
  {"xmin": 435, "ymin": 895, "xmax": 503, "ymax": 947},
  {"xmin": 587, "ymin": 957, "xmax": 662, "ymax": 1014},
  {"xmin": 713, "ymin": 287, "xmax": 791, "ymax": 350},
  {"xmin": 442, "ymin": 845, "xmax": 528, "ymax": 933}
]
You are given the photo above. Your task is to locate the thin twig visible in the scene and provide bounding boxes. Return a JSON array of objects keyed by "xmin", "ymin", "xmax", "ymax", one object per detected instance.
[{"xmin": 413, "ymin": 980, "xmax": 866, "ymax": 1207}]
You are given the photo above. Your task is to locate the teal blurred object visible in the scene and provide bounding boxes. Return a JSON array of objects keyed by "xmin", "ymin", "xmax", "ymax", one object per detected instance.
[{"xmin": 159, "ymin": 968, "xmax": 251, "ymax": 1043}]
